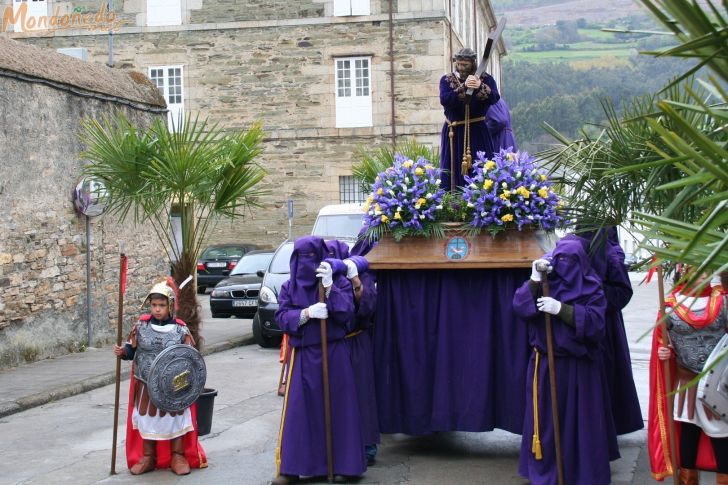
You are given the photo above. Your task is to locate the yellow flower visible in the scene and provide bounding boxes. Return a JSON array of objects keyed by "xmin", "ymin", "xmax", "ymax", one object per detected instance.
[
  {"xmin": 377, "ymin": 187, "xmax": 383, "ymax": 195},
  {"xmin": 394, "ymin": 211, "xmax": 402, "ymax": 220},
  {"xmin": 557, "ymin": 199, "xmax": 565, "ymax": 208},
  {"xmin": 425, "ymin": 164, "xmax": 434, "ymax": 170},
  {"xmin": 381, "ymin": 215, "xmax": 389, "ymax": 223},
  {"xmin": 506, "ymin": 153, "xmax": 514, "ymax": 161},
  {"xmin": 403, "ymin": 160, "xmax": 414, "ymax": 169},
  {"xmin": 414, "ymin": 167, "xmax": 424, "ymax": 176},
  {"xmin": 484, "ymin": 161, "xmax": 496, "ymax": 170},
  {"xmin": 539, "ymin": 174, "xmax": 547, "ymax": 181},
  {"xmin": 374, "ymin": 204, "xmax": 381, "ymax": 214},
  {"xmin": 499, "ymin": 190, "xmax": 511, "ymax": 200},
  {"xmin": 483, "ymin": 179, "xmax": 494, "ymax": 190},
  {"xmin": 517, "ymin": 186, "xmax": 530, "ymax": 199},
  {"xmin": 501, "ymin": 213, "xmax": 514, "ymax": 222},
  {"xmin": 417, "ymin": 197, "xmax": 427, "ymax": 206},
  {"xmin": 538, "ymin": 188, "xmax": 549, "ymax": 199}
]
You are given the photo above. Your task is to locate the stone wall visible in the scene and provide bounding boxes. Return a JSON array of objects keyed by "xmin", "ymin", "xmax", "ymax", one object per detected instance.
[{"xmin": 0, "ymin": 71, "xmax": 167, "ymax": 368}]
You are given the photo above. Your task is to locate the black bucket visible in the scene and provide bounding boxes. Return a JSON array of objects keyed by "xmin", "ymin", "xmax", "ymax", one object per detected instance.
[{"xmin": 196, "ymin": 388, "xmax": 217, "ymax": 436}]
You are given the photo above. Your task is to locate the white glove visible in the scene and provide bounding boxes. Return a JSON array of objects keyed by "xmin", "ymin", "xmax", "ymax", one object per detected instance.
[
  {"xmin": 307, "ymin": 302, "xmax": 329, "ymax": 320},
  {"xmin": 530, "ymin": 259, "xmax": 552, "ymax": 282},
  {"xmin": 316, "ymin": 262, "xmax": 333, "ymax": 288},
  {"xmin": 343, "ymin": 259, "xmax": 358, "ymax": 280},
  {"xmin": 537, "ymin": 296, "xmax": 562, "ymax": 315}
]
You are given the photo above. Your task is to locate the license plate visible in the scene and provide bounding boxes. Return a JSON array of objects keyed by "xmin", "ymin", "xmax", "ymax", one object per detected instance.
[
  {"xmin": 207, "ymin": 262, "xmax": 227, "ymax": 268},
  {"xmin": 232, "ymin": 300, "xmax": 256, "ymax": 307}
]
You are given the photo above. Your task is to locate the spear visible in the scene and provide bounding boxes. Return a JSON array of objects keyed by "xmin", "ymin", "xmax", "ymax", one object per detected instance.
[
  {"xmin": 537, "ymin": 262, "xmax": 564, "ymax": 485},
  {"xmin": 110, "ymin": 242, "xmax": 127, "ymax": 475},
  {"xmin": 657, "ymin": 265, "xmax": 680, "ymax": 483}
]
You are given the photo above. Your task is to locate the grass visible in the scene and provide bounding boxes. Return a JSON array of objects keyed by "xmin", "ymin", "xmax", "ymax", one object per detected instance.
[{"xmin": 511, "ymin": 48, "xmax": 636, "ymax": 62}]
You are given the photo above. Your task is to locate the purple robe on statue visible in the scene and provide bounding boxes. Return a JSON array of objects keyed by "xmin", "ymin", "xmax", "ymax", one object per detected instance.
[
  {"xmin": 275, "ymin": 236, "xmax": 366, "ymax": 478},
  {"xmin": 486, "ymin": 98, "xmax": 517, "ymax": 152},
  {"xmin": 374, "ymin": 268, "xmax": 531, "ymax": 435},
  {"xmin": 439, "ymin": 72, "xmax": 499, "ymax": 191},
  {"xmin": 513, "ymin": 238, "xmax": 615, "ymax": 485},
  {"xmin": 572, "ymin": 230, "xmax": 643, "ymax": 436}
]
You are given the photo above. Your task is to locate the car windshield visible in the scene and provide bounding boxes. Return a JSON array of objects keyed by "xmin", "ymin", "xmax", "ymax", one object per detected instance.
[
  {"xmin": 230, "ymin": 253, "xmax": 273, "ymax": 275},
  {"xmin": 269, "ymin": 243, "xmax": 294, "ymax": 274},
  {"xmin": 312, "ymin": 214, "xmax": 364, "ymax": 239},
  {"xmin": 201, "ymin": 246, "xmax": 246, "ymax": 259}
]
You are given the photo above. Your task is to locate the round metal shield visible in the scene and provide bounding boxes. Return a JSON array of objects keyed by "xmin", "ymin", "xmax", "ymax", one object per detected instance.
[{"xmin": 147, "ymin": 344, "xmax": 206, "ymax": 413}]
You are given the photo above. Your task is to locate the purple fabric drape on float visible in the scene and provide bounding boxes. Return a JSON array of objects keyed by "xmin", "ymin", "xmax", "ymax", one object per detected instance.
[
  {"xmin": 373, "ymin": 268, "xmax": 531, "ymax": 435},
  {"xmin": 486, "ymin": 99, "xmax": 517, "ymax": 152}
]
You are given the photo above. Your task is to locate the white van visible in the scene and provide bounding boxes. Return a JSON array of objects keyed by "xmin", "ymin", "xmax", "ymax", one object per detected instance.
[{"xmin": 311, "ymin": 203, "xmax": 365, "ymax": 241}]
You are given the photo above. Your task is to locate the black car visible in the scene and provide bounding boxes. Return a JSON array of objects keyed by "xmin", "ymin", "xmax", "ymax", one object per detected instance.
[
  {"xmin": 253, "ymin": 241, "xmax": 294, "ymax": 348},
  {"xmin": 209, "ymin": 250, "xmax": 274, "ymax": 318},
  {"xmin": 196, "ymin": 243, "xmax": 258, "ymax": 293}
]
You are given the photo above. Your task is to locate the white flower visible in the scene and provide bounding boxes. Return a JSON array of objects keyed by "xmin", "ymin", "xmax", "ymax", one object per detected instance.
[
  {"xmin": 525, "ymin": 201, "xmax": 530, "ymax": 206},
  {"xmin": 436, "ymin": 204, "xmax": 443, "ymax": 210},
  {"xmin": 501, "ymin": 182, "xmax": 508, "ymax": 188},
  {"xmin": 436, "ymin": 179, "xmax": 441, "ymax": 185},
  {"xmin": 481, "ymin": 211, "xmax": 487, "ymax": 217},
  {"xmin": 467, "ymin": 202, "xmax": 475, "ymax": 208},
  {"xmin": 397, "ymin": 206, "xmax": 402, "ymax": 211},
  {"xmin": 426, "ymin": 193, "xmax": 433, "ymax": 199},
  {"xmin": 505, "ymin": 201, "xmax": 511, "ymax": 207},
  {"xmin": 528, "ymin": 215, "xmax": 534, "ymax": 220},
  {"xmin": 469, "ymin": 183, "xmax": 477, "ymax": 189},
  {"xmin": 419, "ymin": 214, "xmax": 425, "ymax": 219},
  {"xmin": 401, "ymin": 184, "xmax": 408, "ymax": 191},
  {"xmin": 530, "ymin": 184, "xmax": 536, "ymax": 190},
  {"xmin": 386, "ymin": 180, "xmax": 393, "ymax": 186},
  {"xmin": 404, "ymin": 177, "xmax": 410, "ymax": 184},
  {"xmin": 516, "ymin": 171, "xmax": 522, "ymax": 178}
]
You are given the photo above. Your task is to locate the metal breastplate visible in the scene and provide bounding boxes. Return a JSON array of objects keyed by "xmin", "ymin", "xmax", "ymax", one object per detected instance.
[
  {"xmin": 668, "ymin": 306, "xmax": 727, "ymax": 374},
  {"xmin": 133, "ymin": 322, "xmax": 187, "ymax": 383}
]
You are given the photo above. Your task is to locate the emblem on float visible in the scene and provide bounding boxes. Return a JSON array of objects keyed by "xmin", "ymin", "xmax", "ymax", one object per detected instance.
[{"xmin": 445, "ymin": 236, "xmax": 469, "ymax": 260}]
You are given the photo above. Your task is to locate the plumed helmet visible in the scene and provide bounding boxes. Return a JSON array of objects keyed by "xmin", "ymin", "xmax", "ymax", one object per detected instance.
[
  {"xmin": 453, "ymin": 48, "xmax": 478, "ymax": 62},
  {"xmin": 141, "ymin": 277, "xmax": 179, "ymax": 316}
]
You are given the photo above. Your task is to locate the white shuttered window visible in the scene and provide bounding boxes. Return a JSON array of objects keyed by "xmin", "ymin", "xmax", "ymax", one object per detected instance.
[
  {"xmin": 335, "ymin": 57, "xmax": 373, "ymax": 128},
  {"xmin": 333, "ymin": 0, "xmax": 370, "ymax": 16},
  {"xmin": 147, "ymin": 0, "xmax": 182, "ymax": 26},
  {"xmin": 149, "ymin": 65, "xmax": 184, "ymax": 131}
]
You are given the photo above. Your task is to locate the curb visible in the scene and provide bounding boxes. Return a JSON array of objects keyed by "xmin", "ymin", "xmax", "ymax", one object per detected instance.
[{"xmin": 0, "ymin": 333, "xmax": 254, "ymax": 419}]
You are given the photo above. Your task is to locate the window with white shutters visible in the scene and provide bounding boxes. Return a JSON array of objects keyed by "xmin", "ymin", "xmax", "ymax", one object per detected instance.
[
  {"xmin": 147, "ymin": 0, "xmax": 182, "ymax": 26},
  {"xmin": 333, "ymin": 0, "xmax": 370, "ymax": 16},
  {"xmin": 335, "ymin": 57, "xmax": 373, "ymax": 128},
  {"xmin": 149, "ymin": 65, "xmax": 184, "ymax": 131}
]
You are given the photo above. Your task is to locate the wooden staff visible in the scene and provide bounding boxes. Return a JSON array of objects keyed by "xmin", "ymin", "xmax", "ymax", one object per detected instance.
[
  {"xmin": 539, "ymin": 266, "xmax": 564, "ymax": 485},
  {"xmin": 319, "ymin": 283, "xmax": 334, "ymax": 483},
  {"xmin": 110, "ymin": 243, "xmax": 126, "ymax": 475},
  {"xmin": 657, "ymin": 265, "xmax": 680, "ymax": 483}
]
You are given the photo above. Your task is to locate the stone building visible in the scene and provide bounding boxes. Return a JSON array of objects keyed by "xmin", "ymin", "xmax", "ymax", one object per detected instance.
[
  {"xmin": 0, "ymin": 37, "xmax": 168, "ymax": 367},
  {"xmin": 2, "ymin": 0, "xmax": 504, "ymax": 245}
]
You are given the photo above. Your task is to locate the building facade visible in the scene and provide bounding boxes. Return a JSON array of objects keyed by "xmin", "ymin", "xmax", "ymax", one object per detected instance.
[
  {"xmin": 0, "ymin": 37, "xmax": 167, "ymax": 367},
  {"xmin": 2, "ymin": 0, "xmax": 504, "ymax": 245}
]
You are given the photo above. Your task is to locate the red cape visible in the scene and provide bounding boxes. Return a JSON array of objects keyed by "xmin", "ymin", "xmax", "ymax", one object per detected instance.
[
  {"xmin": 124, "ymin": 316, "xmax": 207, "ymax": 470},
  {"xmin": 647, "ymin": 288, "xmax": 724, "ymax": 479}
]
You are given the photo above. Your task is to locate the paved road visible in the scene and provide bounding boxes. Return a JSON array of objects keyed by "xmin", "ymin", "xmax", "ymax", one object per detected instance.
[{"xmin": 0, "ymin": 277, "xmax": 688, "ymax": 484}]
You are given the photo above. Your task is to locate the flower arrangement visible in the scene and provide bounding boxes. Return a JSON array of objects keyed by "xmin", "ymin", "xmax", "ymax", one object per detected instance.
[
  {"xmin": 460, "ymin": 149, "xmax": 565, "ymax": 235},
  {"xmin": 362, "ymin": 149, "xmax": 565, "ymax": 240},
  {"xmin": 362, "ymin": 154, "xmax": 446, "ymax": 241}
]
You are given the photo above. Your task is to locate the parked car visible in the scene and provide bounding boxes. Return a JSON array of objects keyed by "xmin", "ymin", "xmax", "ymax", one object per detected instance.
[
  {"xmin": 311, "ymin": 203, "xmax": 364, "ymax": 242},
  {"xmin": 196, "ymin": 243, "xmax": 258, "ymax": 293},
  {"xmin": 253, "ymin": 241, "xmax": 294, "ymax": 348},
  {"xmin": 209, "ymin": 250, "xmax": 274, "ymax": 318}
]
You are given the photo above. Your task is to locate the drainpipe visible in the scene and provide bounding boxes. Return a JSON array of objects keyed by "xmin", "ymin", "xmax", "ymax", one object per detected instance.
[
  {"xmin": 448, "ymin": 0, "xmax": 453, "ymax": 63},
  {"xmin": 388, "ymin": 0, "xmax": 396, "ymax": 146}
]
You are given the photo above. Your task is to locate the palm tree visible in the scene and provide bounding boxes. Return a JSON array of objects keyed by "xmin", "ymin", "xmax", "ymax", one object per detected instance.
[
  {"xmin": 80, "ymin": 113, "xmax": 266, "ymax": 345},
  {"xmin": 541, "ymin": 0, "xmax": 727, "ymax": 284}
]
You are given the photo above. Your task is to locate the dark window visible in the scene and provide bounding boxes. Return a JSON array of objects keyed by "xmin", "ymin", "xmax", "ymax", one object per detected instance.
[{"xmin": 339, "ymin": 175, "xmax": 366, "ymax": 203}]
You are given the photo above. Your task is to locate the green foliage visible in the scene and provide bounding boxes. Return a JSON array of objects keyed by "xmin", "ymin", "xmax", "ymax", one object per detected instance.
[
  {"xmin": 80, "ymin": 112, "xmax": 266, "ymax": 342},
  {"xmin": 351, "ymin": 139, "xmax": 439, "ymax": 193},
  {"xmin": 542, "ymin": 0, "xmax": 728, "ymax": 284}
]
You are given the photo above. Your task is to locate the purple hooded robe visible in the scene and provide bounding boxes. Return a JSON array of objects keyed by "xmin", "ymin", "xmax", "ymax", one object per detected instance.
[
  {"xmin": 324, "ymin": 240, "xmax": 380, "ymax": 448},
  {"xmin": 274, "ymin": 236, "xmax": 366, "ymax": 478},
  {"xmin": 513, "ymin": 238, "xmax": 615, "ymax": 485},
  {"xmin": 572, "ymin": 230, "xmax": 643, "ymax": 436}
]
